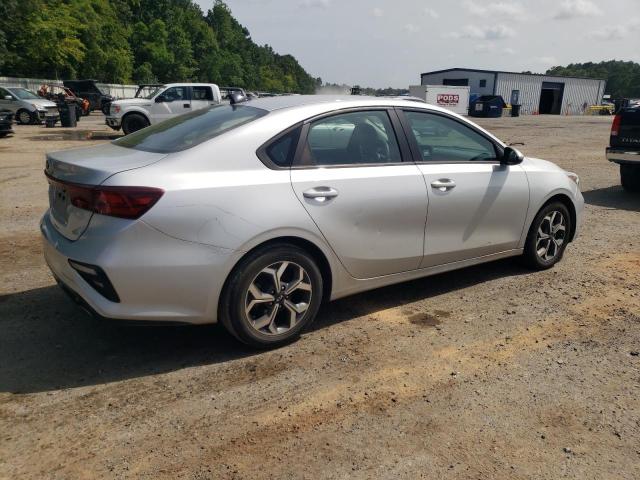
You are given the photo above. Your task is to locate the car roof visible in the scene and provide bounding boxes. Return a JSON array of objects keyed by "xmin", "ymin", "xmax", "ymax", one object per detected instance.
[{"xmin": 245, "ymin": 95, "xmax": 432, "ymax": 112}]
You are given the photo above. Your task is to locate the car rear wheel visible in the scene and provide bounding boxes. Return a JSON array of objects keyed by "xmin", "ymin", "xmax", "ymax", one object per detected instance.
[
  {"xmin": 522, "ymin": 202, "xmax": 571, "ymax": 270},
  {"xmin": 16, "ymin": 109, "xmax": 35, "ymax": 125},
  {"xmin": 122, "ymin": 113, "xmax": 149, "ymax": 135},
  {"xmin": 621, "ymin": 165, "xmax": 640, "ymax": 193},
  {"xmin": 220, "ymin": 244, "xmax": 323, "ymax": 348}
]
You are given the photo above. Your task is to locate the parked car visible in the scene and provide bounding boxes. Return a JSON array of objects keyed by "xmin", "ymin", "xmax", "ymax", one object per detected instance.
[
  {"xmin": 105, "ymin": 83, "xmax": 221, "ymax": 135},
  {"xmin": 42, "ymin": 96, "xmax": 583, "ymax": 348},
  {"xmin": 63, "ymin": 79, "xmax": 114, "ymax": 114},
  {"xmin": 0, "ymin": 109, "xmax": 14, "ymax": 137},
  {"xmin": 0, "ymin": 86, "xmax": 58, "ymax": 124},
  {"xmin": 607, "ymin": 106, "xmax": 640, "ymax": 192}
]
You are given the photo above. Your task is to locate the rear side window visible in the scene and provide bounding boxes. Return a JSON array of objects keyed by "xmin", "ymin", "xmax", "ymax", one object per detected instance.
[
  {"xmin": 264, "ymin": 128, "xmax": 301, "ymax": 167},
  {"xmin": 114, "ymin": 105, "xmax": 268, "ymax": 153},
  {"xmin": 299, "ymin": 110, "xmax": 402, "ymax": 166},
  {"xmin": 192, "ymin": 86, "xmax": 213, "ymax": 101}
]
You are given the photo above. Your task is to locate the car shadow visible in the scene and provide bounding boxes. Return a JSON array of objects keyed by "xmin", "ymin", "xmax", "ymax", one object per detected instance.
[
  {"xmin": 582, "ymin": 186, "xmax": 640, "ymax": 212},
  {"xmin": 0, "ymin": 258, "xmax": 528, "ymax": 394}
]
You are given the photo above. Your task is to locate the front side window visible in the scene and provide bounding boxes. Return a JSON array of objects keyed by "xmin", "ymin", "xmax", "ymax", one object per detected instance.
[
  {"xmin": 0, "ymin": 87, "xmax": 10, "ymax": 98},
  {"xmin": 114, "ymin": 105, "xmax": 268, "ymax": 153},
  {"xmin": 160, "ymin": 87, "xmax": 187, "ymax": 102},
  {"xmin": 299, "ymin": 110, "xmax": 402, "ymax": 166},
  {"xmin": 192, "ymin": 86, "xmax": 213, "ymax": 101},
  {"xmin": 404, "ymin": 111, "xmax": 498, "ymax": 162}
]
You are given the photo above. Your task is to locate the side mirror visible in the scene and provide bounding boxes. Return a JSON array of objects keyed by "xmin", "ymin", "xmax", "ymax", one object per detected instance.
[
  {"xmin": 4, "ymin": 95, "xmax": 13, "ymax": 100},
  {"xmin": 501, "ymin": 146, "xmax": 524, "ymax": 165},
  {"xmin": 155, "ymin": 95, "xmax": 168, "ymax": 103}
]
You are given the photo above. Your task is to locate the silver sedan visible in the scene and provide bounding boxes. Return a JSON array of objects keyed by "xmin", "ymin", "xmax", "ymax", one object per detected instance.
[{"xmin": 41, "ymin": 96, "xmax": 583, "ymax": 347}]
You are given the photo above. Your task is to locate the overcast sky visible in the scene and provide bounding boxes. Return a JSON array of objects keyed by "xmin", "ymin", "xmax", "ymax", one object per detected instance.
[{"xmin": 195, "ymin": 0, "xmax": 640, "ymax": 88}]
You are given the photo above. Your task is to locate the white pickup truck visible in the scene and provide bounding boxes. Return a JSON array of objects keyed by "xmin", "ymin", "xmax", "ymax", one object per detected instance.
[{"xmin": 106, "ymin": 83, "xmax": 221, "ymax": 135}]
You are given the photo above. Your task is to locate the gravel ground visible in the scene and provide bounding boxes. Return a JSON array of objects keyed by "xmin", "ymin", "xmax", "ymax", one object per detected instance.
[{"xmin": 1, "ymin": 113, "xmax": 639, "ymax": 479}]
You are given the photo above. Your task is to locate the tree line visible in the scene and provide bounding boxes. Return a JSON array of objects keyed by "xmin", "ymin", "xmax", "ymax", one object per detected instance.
[
  {"xmin": 0, "ymin": 0, "xmax": 322, "ymax": 94},
  {"xmin": 546, "ymin": 60, "xmax": 640, "ymax": 99}
]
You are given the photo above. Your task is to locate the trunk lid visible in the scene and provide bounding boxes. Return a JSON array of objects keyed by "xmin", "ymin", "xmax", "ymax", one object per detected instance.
[
  {"xmin": 611, "ymin": 107, "xmax": 640, "ymax": 149},
  {"xmin": 45, "ymin": 143, "xmax": 167, "ymax": 240}
]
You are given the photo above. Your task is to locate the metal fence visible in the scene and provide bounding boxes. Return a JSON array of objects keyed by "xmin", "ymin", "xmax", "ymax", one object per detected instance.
[{"xmin": 0, "ymin": 76, "xmax": 139, "ymax": 99}]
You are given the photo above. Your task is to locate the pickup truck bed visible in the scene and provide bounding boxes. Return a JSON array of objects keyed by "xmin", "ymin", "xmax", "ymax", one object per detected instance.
[{"xmin": 607, "ymin": 107, "xmax": 640, "ymax": 191}]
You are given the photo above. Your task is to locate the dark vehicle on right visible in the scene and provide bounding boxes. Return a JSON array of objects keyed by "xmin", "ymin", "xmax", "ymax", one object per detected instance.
[
  {"xmin": 63, "ymin": 79, "xmax": 114, "ymax": 114},
  {"xmin": 607, "ymin": 106, "xmax": 640, "ymax": 192},
  {"xmin": 0, "ymin": 109, "xmax": 13, "ymax": 137}
]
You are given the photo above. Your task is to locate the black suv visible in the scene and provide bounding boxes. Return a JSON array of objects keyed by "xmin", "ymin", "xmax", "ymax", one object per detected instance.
[
  {"xmin": 607, "ymin": 106, "xmax": 640, "ymax": 192},
  {"xmin": 63, "ymin": 80, "xmax": 114, "ymax": 114}
]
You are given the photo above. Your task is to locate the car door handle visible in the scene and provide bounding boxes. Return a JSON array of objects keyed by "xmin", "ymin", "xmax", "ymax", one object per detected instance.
[
  {"xmin": 303, "ymin": 187, "xmax": 339, "ymax": 202},
  {"xmin": 183, "ymin": 103, "xmax": 190, "ymax": 108},
  {"xmin": 431, "ymin": 179, "xmax": 456, "ymax": 192}
]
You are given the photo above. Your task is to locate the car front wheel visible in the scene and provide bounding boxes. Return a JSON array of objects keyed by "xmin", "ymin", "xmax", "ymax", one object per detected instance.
[
  {"xmin": 522, "ymin": 202, "xmax": 571, "ymax": 270},
  {"xmin": 220, "ymin": 244, "xmax": 323, "ymax": 348},
  {"xmin": 16, "ymin": 109, "xmax": 35, "ymax": 125}
]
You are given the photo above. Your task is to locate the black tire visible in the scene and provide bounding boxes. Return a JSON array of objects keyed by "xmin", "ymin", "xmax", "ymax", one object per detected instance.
[
  {"xmin": 522, "ymin": 202, "xmax": 572, "ymax": 270},
  {"xmin": 122, "ymin": 113, "xmax": 149, "ymax": 135},
  {"xmin": 219, "ymin": 244, "xmax": 323, "ymax": 348},
  {"xmin": 16, "ymin": 109, "xmax": 35, "ymax": 125},
  {"xmin": 621, "ymin": 165, "xmax": 640, "ymax": 193},
  {"xmin": 101, "ymin": 103, "xmax": 111, "ymax": 115}
]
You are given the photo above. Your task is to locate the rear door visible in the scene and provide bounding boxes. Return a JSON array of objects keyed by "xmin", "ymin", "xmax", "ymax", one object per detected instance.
[
  {"xmin": 290, "ymin": 109, "xmax": 428, "ymax": 279},
  {"xmin": 399, "ymin": 109, "xmax": 529, "ymax": 267},
  {"xmin": 190, "ymin": 86, "xmax": 217, "ymax": 112}
]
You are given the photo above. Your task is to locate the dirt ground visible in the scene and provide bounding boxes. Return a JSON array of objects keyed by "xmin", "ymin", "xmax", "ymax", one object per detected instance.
[{"xmin": 1, "ymin": 113, "xmax": 639, "ymax": 480}]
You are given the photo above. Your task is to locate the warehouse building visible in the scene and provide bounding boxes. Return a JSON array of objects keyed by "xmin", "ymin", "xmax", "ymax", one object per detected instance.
[{"xmin": 420, "ymin": 68, "xmax": 606, "ymax": 115}]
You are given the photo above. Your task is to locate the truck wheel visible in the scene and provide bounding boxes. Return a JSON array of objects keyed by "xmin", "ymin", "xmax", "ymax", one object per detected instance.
[
  {"xmin": 122, "ymin": 114, "xmax": 149, "ymax": 135},
  {"xmin": 16, "ymin": 109, "xmax": 35, "ymax": 125},
  {"xmin": 621, "ymin": 165, "xmax": 640, "ymax": 193}
]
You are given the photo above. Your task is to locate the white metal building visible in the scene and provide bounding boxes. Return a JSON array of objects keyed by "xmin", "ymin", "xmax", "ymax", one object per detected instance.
[{"xmin": 420, "ymin": 68, "xmax": 606, "ymax": 115}]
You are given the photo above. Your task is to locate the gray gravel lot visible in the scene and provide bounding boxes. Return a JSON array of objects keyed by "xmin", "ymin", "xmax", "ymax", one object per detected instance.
[{"xmin": 1, "ymin": 113, "xmax": 639, "ymax": 479}]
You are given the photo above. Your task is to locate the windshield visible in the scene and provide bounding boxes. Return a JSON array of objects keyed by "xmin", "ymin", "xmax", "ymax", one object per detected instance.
[
  {"xmin": 113, "ymin": 105, "xmax": 268, "ymax": 153},
  {"xmin": 9, "ymin": 88, "xmax": 40, "ymax": 100}
]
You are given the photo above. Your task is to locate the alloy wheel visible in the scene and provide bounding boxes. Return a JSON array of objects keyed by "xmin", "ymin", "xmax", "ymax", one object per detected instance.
[
  {"xmin": 535, "ymin": 210, "xmax": 566, "ymax": 261},
  {"xmin": 18, "ymin": 110, "xmax": 32, "ymax": 124},
  {"xmin": 244, "ymin": 261, "xmax": 312, "ymax": 335}
]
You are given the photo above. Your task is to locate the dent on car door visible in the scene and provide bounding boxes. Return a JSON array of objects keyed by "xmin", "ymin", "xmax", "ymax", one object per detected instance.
[
  {"xmin": 400, "ymin": 109, "xmax": 529, "ymax": 268},
  {"xmin": 289, "ymin": 109, "xmax": 428, "ymax": 279}
]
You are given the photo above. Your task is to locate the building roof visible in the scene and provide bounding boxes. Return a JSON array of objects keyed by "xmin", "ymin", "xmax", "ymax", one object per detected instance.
[{"xmin": 420, "ymin": 68, "xmax": 605, "ymax": 82}]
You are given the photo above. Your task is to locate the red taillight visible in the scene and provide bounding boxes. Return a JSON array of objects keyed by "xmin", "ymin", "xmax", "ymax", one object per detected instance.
[
  {"xmin": 46, "ymin": 173, "xmax": 163, "ymax": 219},
  {"xmin": 611, "ymin": 114, "xmax": 622, "ymax": 136}
]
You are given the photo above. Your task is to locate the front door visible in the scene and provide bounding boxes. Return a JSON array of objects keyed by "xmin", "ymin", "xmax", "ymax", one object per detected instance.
[
  {"xmin": 290, "ymin": 109, "xmax": 428, "ymax": 279},
  {"xmin": 0, "ymin": 87, "xmax": 16, "ymax": 114},
  {"xmin": 400, "ymin": 109, "xmax": 529, "ymax": 267},
  {"xmin": 150, "ymin": 86, "xmax": 190, "ymax": 123}
]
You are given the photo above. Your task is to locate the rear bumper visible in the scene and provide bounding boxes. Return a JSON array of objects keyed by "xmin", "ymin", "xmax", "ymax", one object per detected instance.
[
  {"xmin": 105, "ymin": 116, "xmax": 121, "ymax": 130},
  {"xmin": 607, "ymin": 147, "xmax": 640, "ymax": 165},
  {"xmin": 41, "ymin": 211, "xmax": 239, "ymax": 325}
]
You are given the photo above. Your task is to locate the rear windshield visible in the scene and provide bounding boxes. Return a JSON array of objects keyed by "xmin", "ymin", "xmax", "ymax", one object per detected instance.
[{"xmin": 113, "ymin": 105, "xmax": 268, "ymax": 153}]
